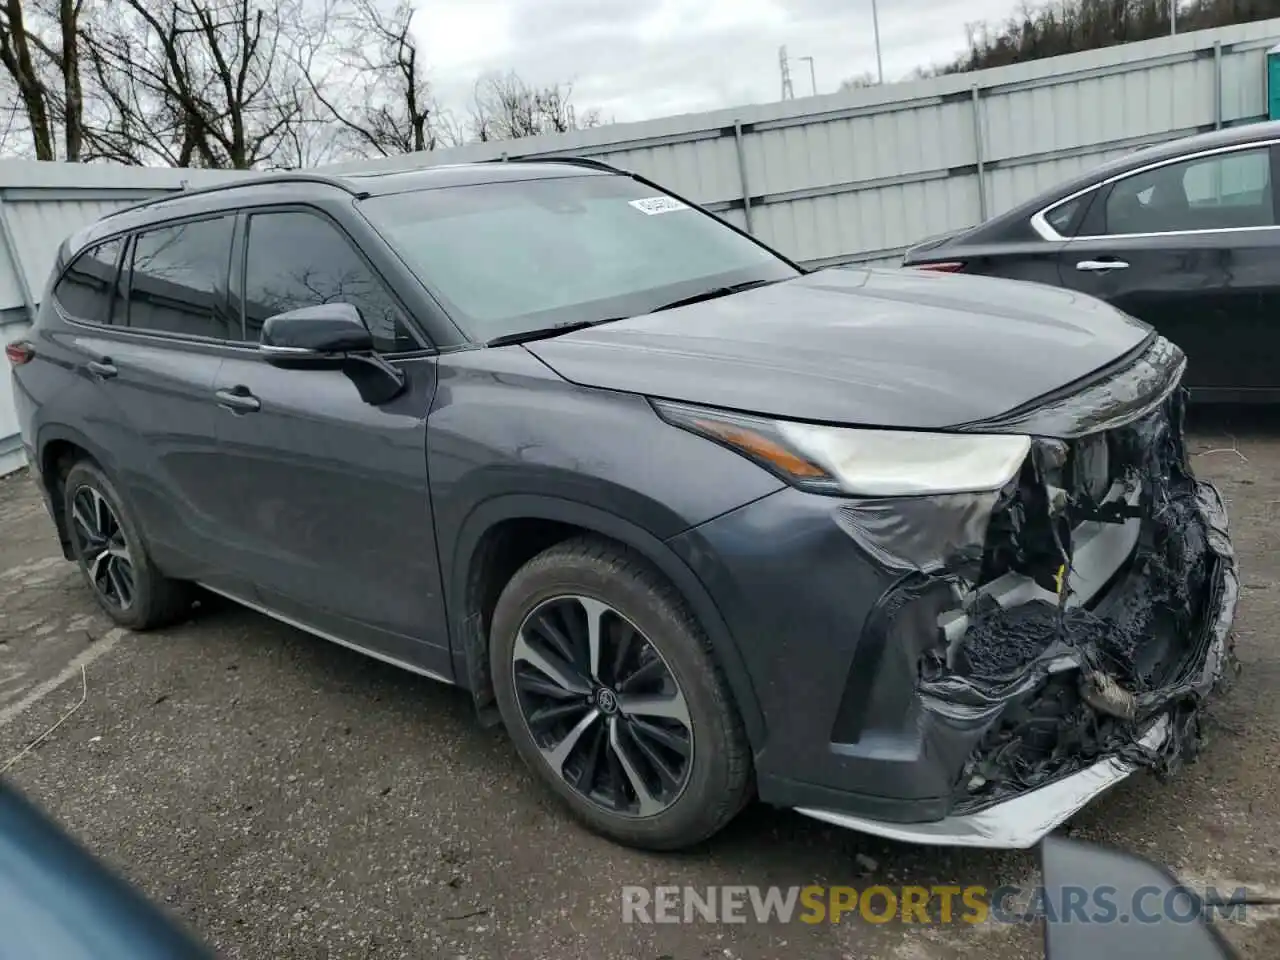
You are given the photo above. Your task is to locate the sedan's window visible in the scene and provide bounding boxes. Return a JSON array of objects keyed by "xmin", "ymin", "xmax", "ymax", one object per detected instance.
[
  {"xmin": 124, "ymin": 216, "xmax": 239, "ymax": 339},
  {"xmin": 53, "ymin": 238, "xmax": 125, "ymax": 324},
  {"xmin": 242, "ymin": 211, "xmax": 417, "ymax": 353},
  {"xmin": 359, "ymin": 174, "xmax": 799, "ymax": 342},
  {"xmin": 1103, "ymin": 147, "xmax": 1274, "ymax": 236},
  {"xmin": 1044, "ymin": 196, "xmax": 1084, "ymax": 236}
]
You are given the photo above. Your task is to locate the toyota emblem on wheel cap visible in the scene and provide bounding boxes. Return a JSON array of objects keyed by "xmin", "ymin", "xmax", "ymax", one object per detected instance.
[{"xmin": 595, "ymin": 688, "xmax": 619, "ymax": 714}]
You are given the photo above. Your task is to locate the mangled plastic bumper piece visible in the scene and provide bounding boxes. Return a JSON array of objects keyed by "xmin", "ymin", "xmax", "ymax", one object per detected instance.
[
  {"xmin": 797, "ymin": 713, "xmax": 1173, "ymax": 847},
  {"xmin": 799, "ymin": 336, "xmax": 1239, "ymax": 847}
]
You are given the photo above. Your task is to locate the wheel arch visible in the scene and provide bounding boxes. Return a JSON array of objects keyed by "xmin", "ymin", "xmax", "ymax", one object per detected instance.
[
  {"xmin": 34, "ymin": 425, "xmax": 120, "ymax": 560},
  {"xmin": 448, "ymin": 494, "xmax": 766, "ymax": 750}
]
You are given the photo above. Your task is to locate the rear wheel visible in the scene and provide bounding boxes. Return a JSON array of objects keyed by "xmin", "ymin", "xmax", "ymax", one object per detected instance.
[
  {"xmin": 63, "ymin": 460, "xmax": 193, "ymax": 630},
  {"xmin": 490, "ymin": 536, "xmax": 751, "ymax": 850}
]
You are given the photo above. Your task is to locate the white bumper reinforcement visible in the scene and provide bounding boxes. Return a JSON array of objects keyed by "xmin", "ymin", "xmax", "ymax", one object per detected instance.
[{"xmin": 794, "ymin": 713, "xmax": 1171, "ymax": 849}]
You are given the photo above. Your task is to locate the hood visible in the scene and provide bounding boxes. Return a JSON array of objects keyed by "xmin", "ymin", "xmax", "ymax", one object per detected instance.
[{"xmin": 525, "ymin": 267, "xmax": 1153, "ymax": 430}]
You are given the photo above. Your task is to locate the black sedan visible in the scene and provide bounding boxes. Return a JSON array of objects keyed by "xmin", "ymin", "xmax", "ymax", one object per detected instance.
[{"xmin": 903, "ymin": 121, "xmax": 1280, "ymax": 401}]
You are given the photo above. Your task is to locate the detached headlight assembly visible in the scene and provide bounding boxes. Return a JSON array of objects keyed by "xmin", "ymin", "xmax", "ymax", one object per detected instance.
[{"xmin": 652, "ymin": 399, "xmax": 1030, "ymax": 496}]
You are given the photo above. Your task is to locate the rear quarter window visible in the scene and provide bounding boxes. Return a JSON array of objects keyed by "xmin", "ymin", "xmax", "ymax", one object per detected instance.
[
  {"xmin": 52, "ymin": 238, "xmax": 125, "ymax": 324},
  {"xmin": 1044, "ymin": 196, "xmax": 1085, "ymax": 236}
]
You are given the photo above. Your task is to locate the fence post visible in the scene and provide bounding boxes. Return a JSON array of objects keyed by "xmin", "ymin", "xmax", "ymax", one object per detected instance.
[
  {"xmin": 733, "ymin": 120, "xmax": 754, "ymax": 234},
  {"xmin": 0, "ymin": 195, "xmax": 35, "ymax": 324},
  {"xmin": 971, "ymin": 84, "xmax": 988, "ymax": 221},
  {"xmin": 1213, "ymin": 40, "xmax": 1224, "ymax": 129}
]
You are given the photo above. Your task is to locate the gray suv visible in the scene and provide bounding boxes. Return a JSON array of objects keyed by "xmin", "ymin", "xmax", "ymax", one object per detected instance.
[{"xmin": 8, "ymin": 160, "xmax": 1237, "ymax": 851}]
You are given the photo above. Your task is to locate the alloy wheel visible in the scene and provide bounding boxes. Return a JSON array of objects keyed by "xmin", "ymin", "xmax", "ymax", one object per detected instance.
[
  {"xmin": 70, "ymin": 486, "xmax": 135, "ymax": 610},
  {"xmin": 511, "ymin": 595, "xmax": 694, "ymax": 818}
]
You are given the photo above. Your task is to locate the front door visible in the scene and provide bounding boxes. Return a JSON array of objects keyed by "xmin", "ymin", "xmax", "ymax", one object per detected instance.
[
  {"xmin": 208, "ymin": 208, "xmax": 449, "ymax": 678},
  {"xmin": 1056, "ymin": 142, "xmax": 1280, "ymax": 398}
]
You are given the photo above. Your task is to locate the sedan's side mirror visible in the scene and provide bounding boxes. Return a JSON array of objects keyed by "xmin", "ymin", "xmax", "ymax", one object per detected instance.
[{"xmin": 259, "ymin": 303, "xmax": 374, "ymax": 363}]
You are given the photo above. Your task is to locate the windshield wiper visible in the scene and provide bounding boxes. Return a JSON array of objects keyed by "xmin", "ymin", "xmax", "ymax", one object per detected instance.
[
  {"xmin": 648, "ymin": 278, "xmax": 780, "ymax": 314},
  {"xmin": 486, "ymin": 319, "xmax": 605, "ymax": 348},
  {"xmin": 486, "ymin": 278, "xmax": 782, "ymax": 347}
]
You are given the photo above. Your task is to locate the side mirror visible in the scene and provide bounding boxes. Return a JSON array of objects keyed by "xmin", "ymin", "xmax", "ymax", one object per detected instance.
[
  {"xmin": 259, "ymin": 304, "xmax": 373, "ymax": 363},
  {"xmin": 1041, "ymin": 833, "xmax": 1239, "ymax": 960},
  {"xmin": 257, "ymin": 303, "xmax": 407, "ymax": 405}
]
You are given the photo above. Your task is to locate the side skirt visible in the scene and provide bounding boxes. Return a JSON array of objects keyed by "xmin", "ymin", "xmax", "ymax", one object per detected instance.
[{"xmin": 196, "ymin": 583, "xmax": 455, "ymax": 687}]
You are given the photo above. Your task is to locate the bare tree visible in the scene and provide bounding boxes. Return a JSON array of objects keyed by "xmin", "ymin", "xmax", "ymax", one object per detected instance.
[
  {"xmin": 838, "ymin": 71, "xmax": 878, "ymax": 91},
  {"xmin": 0, "ymin": 0, "xmax": 84, "ymax": 160},
  {"xmin": 78, "ymin": 0, "xmax": 309, "ymax": 168},
  {"xmin": 297, "ymin": 0, "xmax": 452, "ymax": 159},
  {"xmin": 0, "ymin": 0, "xmax": 606, "ymax": 165},
  {"xmin": 470, "ymin": 71, "xmax": 600, "ymax": 142}
]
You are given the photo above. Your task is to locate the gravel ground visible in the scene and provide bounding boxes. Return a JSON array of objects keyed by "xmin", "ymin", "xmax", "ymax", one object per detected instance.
[{"xmin": 2, "ymin": 410, "xmax": 1279, "ymax": 959}]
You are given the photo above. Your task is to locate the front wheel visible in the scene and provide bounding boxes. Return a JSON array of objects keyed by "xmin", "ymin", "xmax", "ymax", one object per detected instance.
[
  {"xmin": 63, "ymin": 460, "xmax": 193, "ymax": 630},
  {"xmin": 490, "ymin": 537, "xmax": 752, "ymax": 850}
]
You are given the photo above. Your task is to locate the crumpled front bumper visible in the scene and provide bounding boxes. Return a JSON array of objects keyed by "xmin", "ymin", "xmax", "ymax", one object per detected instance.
[
  {"xmin": 805, "ymin": 337, "xmax": 1239, "ymax": 846},
  {"xmin": 670, "ymin": 335, "xmax": 1239, "ymax": 847},
  {"xmin": 793, "ymin": 470, "xmax": 1236, "ymax": 847},
  {"xmin": 797, "ymin": 712, "xmax": 1175, "ymax": 847},
  {"xmin": 794, "ymin": 467, "xmax": 1237, "ymax": 846}
]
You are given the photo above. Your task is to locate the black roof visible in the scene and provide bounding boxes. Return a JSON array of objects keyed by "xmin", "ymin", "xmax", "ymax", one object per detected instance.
[
  {"xmin": 339, "ymin": 157, "xmax": 618, "ymax": 195},
  {"xmin": 1047, "ymin": 120, "xmax": 1280, "ymax": 198},
  {"xmin": 964, "ymin": 119, "xmax": 1280, "ymax": 242},
  {"xmin": 67, "ymin": 157, "xmax": 621, "ymax": 256}
]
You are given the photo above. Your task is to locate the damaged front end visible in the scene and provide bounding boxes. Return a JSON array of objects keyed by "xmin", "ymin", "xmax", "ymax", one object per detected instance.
[{"xmin": 812, "ymin": 336, "xmax": 1239, "ymax": 846}]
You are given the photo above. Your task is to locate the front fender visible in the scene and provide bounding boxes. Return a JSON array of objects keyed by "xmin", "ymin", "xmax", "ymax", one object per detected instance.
[{"xmin": 448, "ymin": 493, "xmax": 767, "ymax": 750}]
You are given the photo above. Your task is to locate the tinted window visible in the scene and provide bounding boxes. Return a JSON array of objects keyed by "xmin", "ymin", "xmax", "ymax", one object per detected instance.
[
  {"xmin": 1044, "ymin": 196, "xmax": 1084, "ymax": 236},
  {"xmin": 53, "ymin": 238, "xmax": 125, "ymax": 323},
  {"xmin": 359, "ymin": 175, "xmax": 798, "ymax": 342},
  {"xmin": 125, "ymin": 216, "xmax": 238, "ymax": 339},
  {"xmin": 242, "ymin": 212, "xmax": 416, "ymax": 353},
  {"xmin": 1103, "ymin": 147, "xmax": 1274, "ymax": 235}
]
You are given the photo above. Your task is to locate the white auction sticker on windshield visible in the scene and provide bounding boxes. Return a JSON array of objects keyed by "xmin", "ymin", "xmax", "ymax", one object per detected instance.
[{"xmin": 628, "ymin": 196, "xmax": 688, "ymax": 215}]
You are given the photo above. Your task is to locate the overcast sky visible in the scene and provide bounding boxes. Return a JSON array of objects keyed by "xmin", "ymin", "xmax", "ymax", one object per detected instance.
[{"xmin": 410, "ymin": 0, "xmax": 1030, "ymax": 125}]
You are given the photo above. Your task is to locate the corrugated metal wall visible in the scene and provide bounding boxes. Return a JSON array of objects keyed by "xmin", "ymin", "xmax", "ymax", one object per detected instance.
[
  {"xmin": 1, "ymin": 18, "xmax": 1278, "ymax": 475},
  {"xmin": 324, "ymin": 17, "xmax": 1280, "ymax": 268}
]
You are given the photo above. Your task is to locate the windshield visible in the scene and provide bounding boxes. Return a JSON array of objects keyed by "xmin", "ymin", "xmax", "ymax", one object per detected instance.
[{"xmin": 359, "ymin": 174, "xmax": 799, "ymax": 342}]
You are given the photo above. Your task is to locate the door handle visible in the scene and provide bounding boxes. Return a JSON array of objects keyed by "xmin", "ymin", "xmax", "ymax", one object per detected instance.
[
  {"xmin": 1076, "ymin": 259, "xmax": 1130, "ymax": 272},
  {"xmin": 215, "ymin": 387, "xmax": 261, "ymax": 413},
  {"xmin": 85, "ymin": 359, "xmax": 117, "ymax": 380}
]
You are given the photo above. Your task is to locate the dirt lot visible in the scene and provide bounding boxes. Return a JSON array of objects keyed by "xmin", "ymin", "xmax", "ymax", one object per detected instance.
[{"xmin": 2, "ymin": 410, "xmax": 1279, "ymax": 960}]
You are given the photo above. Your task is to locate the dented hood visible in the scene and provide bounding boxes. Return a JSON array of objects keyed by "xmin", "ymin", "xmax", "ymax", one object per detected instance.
[{"xmin": 525, "ymin": 267, "xmax": 1153, "ymax": 429}]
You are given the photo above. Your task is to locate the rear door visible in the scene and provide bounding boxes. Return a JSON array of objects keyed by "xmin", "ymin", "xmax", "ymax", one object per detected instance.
[
  {"xmin": 54, "ymin": 216, "xmax": 237, "ymax": 577},
  {"xmin": 207, "ymin": 208, "xmax": 449, "ymax": 676},
  {"xmin": 1054, "ymin": 142, "xmax": 1280, "ymax": 397}
]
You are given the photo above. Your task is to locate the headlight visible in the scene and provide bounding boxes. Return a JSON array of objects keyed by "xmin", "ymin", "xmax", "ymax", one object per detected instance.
[{"xmin": 652, "ymin": 400, "xmax": 1030, "ymax": 496}]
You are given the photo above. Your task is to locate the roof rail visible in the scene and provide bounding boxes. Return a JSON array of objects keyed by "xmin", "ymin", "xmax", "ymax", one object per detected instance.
[
  {"xmin": 491, "ymin": 155, "xmax": 625, "ymax": 174},
  {"xmin": 98, "ymin": 172, "xmax": 363, "ymax": 222}
]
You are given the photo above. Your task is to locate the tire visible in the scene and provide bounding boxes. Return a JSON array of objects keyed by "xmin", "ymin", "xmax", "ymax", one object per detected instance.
[
  {"xmin": 490, "ymin": 536, "xmax": 752, "ymax": 850},
  {"xmin": 62, "ymin": 460, "xmax": 193, "ymax": 630}
]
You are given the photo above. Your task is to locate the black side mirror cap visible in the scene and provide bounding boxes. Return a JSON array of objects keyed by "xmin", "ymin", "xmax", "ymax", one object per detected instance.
[{"xmin": 259, "ymin": 304, "xmax": 374, "ymax": 362}]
